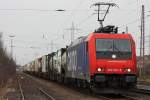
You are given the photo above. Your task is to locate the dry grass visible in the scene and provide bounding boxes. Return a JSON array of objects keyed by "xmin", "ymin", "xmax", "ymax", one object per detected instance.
[
  {"xmin": 0, "ymin": 87, "xmax": 7, "ymax": 100},
  {"xmin": 137, "ymin": 55, "xmax": 150, "ymax": 80},
  {"xmin": 139, "ymin": 75, "xmax": 150, "ymax": 82}
]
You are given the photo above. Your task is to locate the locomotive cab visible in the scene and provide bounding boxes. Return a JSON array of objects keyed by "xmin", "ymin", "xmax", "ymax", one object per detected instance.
[{"xmin": 88, "ymin": 26, "xmax": 137, "ymax": 88}]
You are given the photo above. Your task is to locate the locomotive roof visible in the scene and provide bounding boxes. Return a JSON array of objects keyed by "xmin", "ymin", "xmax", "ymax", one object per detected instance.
[
  {"xmin": 68, "ymin": 32, "xmax": 133, "ymax": 48},
  {"xmin": 69, "ymin": 36, "xmax": 88, "ymax": 47},
  {"xmin": 87, "ymin": 33, "xmax": 133, "ymax": 40}
]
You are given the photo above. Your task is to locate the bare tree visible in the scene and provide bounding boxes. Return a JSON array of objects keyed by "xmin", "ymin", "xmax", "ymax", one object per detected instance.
[{"xmin": 0, "ymin": 32, "xmax": 16, "ymax": 87}]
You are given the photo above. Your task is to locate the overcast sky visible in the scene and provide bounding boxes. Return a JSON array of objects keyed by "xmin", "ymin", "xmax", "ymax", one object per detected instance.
[{"xmin": 0, "ymin": 0, "xmax": 150, "ymax": 65}]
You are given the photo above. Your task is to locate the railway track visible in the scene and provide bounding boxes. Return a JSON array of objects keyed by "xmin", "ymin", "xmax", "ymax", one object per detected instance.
[
  {"xmin": 130, "ymin": 88, "xmax": 150, "ymax": 95},
  {"xmin": 122, "ymin": 94, "xmax": 140, "ymax": 100},
  {"xmin": 23, "ymin": 73, "xmax": 150, "ymax": 100},
  {"xmin": 17, "ymin": 74, "xmax": 57, "ymax": 100},
  {"xmin": 97, "ymin": 94, "xmax": 140, "ymax": 100},
  {"xmin": 138, "ymin": 81, "xmax": 150, "ymax": 86},
  {"xmin": 17, "ymin": 77, "xmax": 25, "ymax": 100},
  {"xmin": 37, "ymin": 87, "xmax": 56, "ymax": 100}
]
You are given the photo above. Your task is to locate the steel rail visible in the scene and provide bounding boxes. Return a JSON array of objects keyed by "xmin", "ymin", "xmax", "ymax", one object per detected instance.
[
  {"xmin": 17, "ymin": 77, "xmax": 25, "ymax": 100},
  {"xmin": 122, "ymin": 95, "xmax": 140, "ymax": 100},
  {"xmin": 98, "ymin": 94, "xmax": 139, "ymax": 100},
  {"xmin": 38, "ymin": 87, "xmax": 56, "ymax": 100},
  {"xmin": 131, "ymin": 88, "xmax": 150, "ymax": 95},
  {"xmin": 97, "ymin": 95, "xmax": 112, "ymax": 100}
]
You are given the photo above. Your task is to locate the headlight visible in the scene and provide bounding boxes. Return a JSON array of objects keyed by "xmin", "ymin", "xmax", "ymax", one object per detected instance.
[
  {"xmin": 97, "ymin": 68, "xmax": 102, "ymax": 72},
  {"xmin": 123, "ymin": 68, "xmax": 132, "ymax": 73},
  {"xmin": 127, "ymin": 68, "xmax": 131, "ymax": 72}
]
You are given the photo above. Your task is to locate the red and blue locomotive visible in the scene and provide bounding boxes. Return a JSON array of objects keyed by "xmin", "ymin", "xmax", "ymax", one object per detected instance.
[{"xmin": 65, "ymin": 26, "xmax": 137, "ymax": 90}]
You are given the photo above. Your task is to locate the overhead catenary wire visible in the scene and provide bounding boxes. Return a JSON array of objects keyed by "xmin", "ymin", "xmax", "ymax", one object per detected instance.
[
  {"xmin": 54, "ymin": 2, "xmax": 116, "ymax": 44},
  {"xmin": 49, "ymin": 2, "xmax": 91, "ymax": 45},
  {"xmin": 3, "ymin": 1, "xmax": 150, "ymax": 65},
  {"xmin": 49, "ymin": 0, "xmax": 94, "ymax": 45},
  {"xmin": 125, "ymin": 0, "xmax": 140, "ymax": 6},
  {"xmin": 71, "ymin": 1, "xmax": 143, "ymax": 30},
  {"xmin": 4, "ymin": 38, "xmax": 61, "ymax": 46},
  {"xmin": 0, "ymin": 8, "xmax": 92, "ymax": 12},
  {"xmin": 119, "ymin": 12, "xmax": 150, "ymax": 29},
  {"xmin": 105, "ymin": 0, "xmax": 146, "ymax": 27},
  {"xmin": 0, "ymin": 8, "xmax": 94, "ymax": 16},
  {"xmin": 0, "ymin": 2, "xmax": 143, "ymax": 43}
]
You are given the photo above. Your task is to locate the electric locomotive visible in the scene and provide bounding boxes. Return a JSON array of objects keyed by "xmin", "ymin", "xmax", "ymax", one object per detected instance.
[{"xmin": 66, "ymin": 25, "xmax": 137, "ymax": 91}]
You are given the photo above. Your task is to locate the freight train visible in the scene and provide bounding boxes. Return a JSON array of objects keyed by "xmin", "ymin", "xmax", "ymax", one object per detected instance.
[{"xmin": 23, "ymin": 25, "xmax": 137, "ymax": 93}]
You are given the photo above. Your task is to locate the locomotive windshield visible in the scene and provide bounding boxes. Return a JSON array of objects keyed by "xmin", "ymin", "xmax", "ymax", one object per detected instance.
[{"xmin": 96, "ymin": 39, "xmax": 132, "ymax": 59}]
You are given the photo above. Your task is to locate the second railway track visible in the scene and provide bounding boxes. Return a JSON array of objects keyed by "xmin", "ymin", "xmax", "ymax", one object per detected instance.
[
  {"xmin": 19, "ymin": 73, "xmax": 150, "ymax": 100},
  {"xmin": 38, "ymin": 87, "xmax": 56, "ymax": 100},
  {"xmin": 130, "ymin": 88, "xmax": 150, "ymax": 95},
  {"xmin": 16, "ymin": 74, "xmax": 57, "ymax": 100},
  {"xmin": 17, "ymin": 76, "xmax": 25, "ymax": 100},
  {"xmin": 97, "ymin": 94, "xmax": 140, "ymax": 100}
]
